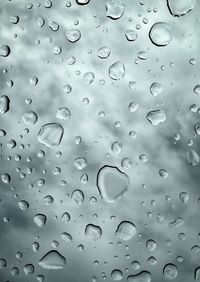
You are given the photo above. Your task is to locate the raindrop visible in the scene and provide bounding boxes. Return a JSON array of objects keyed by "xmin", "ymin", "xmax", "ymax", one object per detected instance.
[
  {"xmin": 0, "ymin": 45, "xmax": 11, "ymax": 57},
  {"xmin": 0, "ymin": 95, "xmax": 10, "ymax": 113},
  {"xmin": 96, "ymin": 165, "xmax": 129, "ymax": 202},
  {"xmin": 34, "ymin": 214, "xmax": 47, "ymax": 227},
  {"xmin": 163, "ymin": 264, "xmax": 178, "ymax": 280},
  {"xmin": 66, "ymin": 29, "xmax": 81, "ymax": 42},
  {"xmin": 187, "ymin": 149, "xmax": 199, "ymax": 166},
  {"xmin": 149, "ymin": 22, "xmax": 172, "ymax": 46},
  {"xmin": 22, "ymin": 111, "xmax": 38, "ymax": 125},
  {"xmin": 106, "ymin": 0, "xmax": 125, "ymax": 20},
  {"xmin": 39, "ymin": 250, "xmax": 66, "ymax": 269},
  {"xmin": 150, "ymin": 82, "xmax": 163, "ymax": 96},
  {"xmin": 97, "ymin": 47, "xmax": 111, "ymax": 59},
  {"xmin": 56, "ymin": 107, "xmax": 71, "ymax": 120},
  {"xmin": 111, "ymin": 269, "xmax": 123, "ymax": 280},
  {"xmin": 85, "ymin": 224, "xmax": 102, "ymax": 240},
  {"xmin": 115, "ymin": 221, "xmax": 137, "ymax": 241},
  {"xmin": 127, "ymin": 271, "xmax": 151, "ymax": 282},
  {"xmin": 109, "ymin": 61, "xmax": 125, "ymax": 80},
  {"xmin": 167, "ymin": 0, "xmax": 196, "ymax": 17},
  {"xmin": 37, "ymin": 123, "xmax": 64, "ymax": 148},
  {"xmin": 146, "ymin": 109, "xmax": 166, "ymax": 125}
]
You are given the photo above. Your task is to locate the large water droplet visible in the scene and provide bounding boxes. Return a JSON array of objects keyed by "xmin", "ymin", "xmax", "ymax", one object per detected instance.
[
  {"xmin": 149, "ymin": 22, "xmax": 172, "ymax": 46},
  {"xmin": 115, "ymin": 221, "xmax": 136, "ymax": 241},
  {"xmin": 96, "ymin": 165, "xmax": 129, "ymax": 202},
  {"xmin": 39, "ymin": 250, "xmax": 66, "ymax": 269},
  {"xmin": 37, "ymin": 123, "xmax": 64, "ymax": 148}
]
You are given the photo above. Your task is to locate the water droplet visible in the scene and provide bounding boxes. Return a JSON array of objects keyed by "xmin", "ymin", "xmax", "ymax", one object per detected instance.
[
  {"xmin": 150, "ymin": 82, "xmax": 163, "ymax": 96},
  {"xmin": 18, "ymin": 200, "xmax": 29, "ymax": 210},
  {"xmin": 76, "ymin": 0, "xmax": 90, "ymax": 4},
  {"xmin": 37, "ymin": 123, "xmax": 64, "ymax": 148},
  {"xmin": 146, "ymin": 240, "xmax": 157, "ymax": 251},
  {"xmin": 111, "ymin": 269, "xmax": 123, "ymax": 280},
  {"xmin": 159, "ymin": 169, "xmax": 168, "ymax": 178},
  {"xmin": 127, "ymin": 271, "xmax": 151, "ymax": 282},
  {"xmin": 146, "ymin": 109, "xmax": 166, "ymax": 125},
  {"xmin": 195, "ymin": 267, "xmax": 200, "ymax": 280},
  {"xmin": 149, "ymin": 22, "xmax": 172, "ymax": 46},
  {"xmin": 109, "ymin": 61, "xmax": 125, "ymax": 80},
  {"xmin": 96, "ymin": 165, "xmax": 129, "ymax": 202},
  {"xmin": 97, "ymin": 47, "xmax": 111, "ymax": 59},
  {"xmin": 0, "ymin": 95, "xmax": 10, "ymax": 113},
  {"xmin": 167, "ymin": 0, "xmax": 196, "ymax": 17},
  {"xmin": 111, "ymin": 141, "xmax": 122, "ymax": 154},
  {"xmin": 22, "ymin": 111, "xmax": 38, "ymax": 125},
  {"xmin": 71, "ymin": 189, "xmax": 84, "ymax": 204},
  {"xmin": 74, "ymin": 157, "xmax": 87, "ymax": 170},
  {"xmin": 85, "ymin": 224, "xmax": 102, "ymax": 240},
  {"xmin": 115, "ymin": 221, "xmax": 137, "ymax": 241},
  {"xmin": 179, "ymin": 192, "xmax": 189, "ymax": 203},
  {"xmin": 24, "ymin": 264, "xmax": 35, "ymax": 275},
  {"xmin": 0, "ymin": 258, "xmax": 6, "ymax": 268},
  {"xmin": 1, "ymin": 173, "xmax": 11, "ymax": 183},
  {"xmin": 61, "ymin": 232, "xmax": 72, "ymax": 242},
  {"xmin": 39, "ymin": 250, "xmax": 66, "ymax": 269},
  {"xmin": 106, "ymin": 0, "xmax": 125, "ymax": 19},
  {"xmin": 56, "ymin": 107, "xmax": 71, "ymax": 120},
  {"xmin": 187, "ymin": 149, "xmax": 199, "ymax": 166},
  {"xmin": 66, "ymin": 29, "xmax": 81, "ymax": 42},
  {"xmin": 34, "ymin": 214, "xmax": 47, "ymax": 227},
  {"xmin": 194, "ymin": 122, "xmax": 200, "ymax": 135},
  {"xmin": 0, "ymin": 45, "xmax": 11, "ymax": 57},
  {"xmin": 125, "ymin": 30, "xmax": 137, "ymax": 41},
  {"xmin": 83, "ymin": 72, "xmax": 95, "ymax": 84},
  {"xmin": 194, "ymin": 85, "xmax": 200, "ymax": 94},
  {"xmin": 163, "ymin": 264, "xmax": 178, "ymax": 280}
]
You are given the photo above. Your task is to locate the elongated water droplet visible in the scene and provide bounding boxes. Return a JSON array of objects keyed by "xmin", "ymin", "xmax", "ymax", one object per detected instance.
[
  {"xmin": 127, "ymin": 271, "xmax": 151, "ymax": 282},
  {"xmin": 39, "ymin": 250, "xmax": 66, "ymax": 269},
  {"xmin": 0, "ymin": 95, "xmax": 10, "ymax": 113}
]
